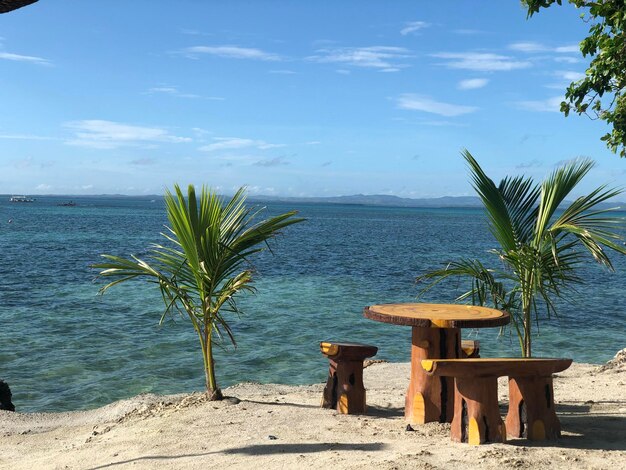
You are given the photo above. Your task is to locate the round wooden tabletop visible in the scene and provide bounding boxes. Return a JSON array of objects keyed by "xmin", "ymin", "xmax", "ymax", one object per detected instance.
[{"xmin": 363, "ymin": 303, "xmax": 510, "ymax": 328}]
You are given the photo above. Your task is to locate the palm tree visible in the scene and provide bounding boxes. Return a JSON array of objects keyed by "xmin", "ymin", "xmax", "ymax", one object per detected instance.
[
  {"xmin": 417, "ymin": 150, "xmax": 626, "ymax": 357},
  {"xmin": 94, "ymin": 185, "xmax": 304, "ymax": 399}
]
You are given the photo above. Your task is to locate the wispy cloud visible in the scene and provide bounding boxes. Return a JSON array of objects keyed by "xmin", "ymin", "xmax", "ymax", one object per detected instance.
[
  {"xmin": 516, "ymin": 159, "xmax": 542, "ymax": 169},
  {"xmin": 254, "ymin": 156, "xmax": 289, "ymax": 167},
  {"xmin": 458, "ymin": 78, "xmax": 489, "ymax": 90},
  {"xmin": 144, "ymin": 85, "xmax": 224, "ymax": 100},
  {"xmin": 0, "ymin": 51, "xmax": 51, "ymax": 66},
  {"xmin": 514, "ymin": 96, "xmax": 563, "ymax": 113},
  {"xmin": 131, "ymin": 158, "xmax": 157, "ymax": 166},
  {"xmin": 199, "ymin": 137, "xmax": 285, "ymax": 152},
  {"xmin": 509, "ymin": 42, "xmax": 579, "ymax": 54},
  {"xmin": 0, "ymin": 133, "xmax": 57, "ymax": 141},
  {"xmin": 308, "ymin": 46, "xmax": 412, "ymax": 70},
  {"xmin": 64, "ymin": 120, "xmax": 191, "ymax": 149},
  {"xmin": 269, "ymin": 69, "xmax": 296, "ymax": 74},
  {"xmin": 554, "ymin": 56, "xmax": 581, "ymax": 64},
  {"xmin": 396, "ymin": 94, "xmax": 478, "ymax": 117},
  {"xmin": 545, "ymin": 70, "xmax": 586, "ymax": 90},
  {"xmin": 432, "ymin": 52, "xmax": 531, "ymax": 72},
  {"xmin": 554, "ymin": 70, "xmax": 585, "ymax": 81},
  {"xmin": 180, "ymin": 45, "xmax": 281, "ymax": 61},
  {"xmin": 12, "ymin": 156, "xmax": 54, "ymax": 169},
  {"xmin": 555, "ymin": 45, "xmax": 579, "ymax": 53},
  {"xmin": 452, "ymin": 29, "xmax": 487, "ymax": 35},
  {"xmin": 508, "ymin": 42, "xmax": 546, "ymax": 53},
  {"xmin": 400, "ymin": 21, "xmax": 430, "ymax": 36}
]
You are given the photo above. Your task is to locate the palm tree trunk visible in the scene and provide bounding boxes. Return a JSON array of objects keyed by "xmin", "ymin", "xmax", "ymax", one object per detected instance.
[{"xmin": 204, "ymin": 328, "xmax": 223, "ymax": 400}]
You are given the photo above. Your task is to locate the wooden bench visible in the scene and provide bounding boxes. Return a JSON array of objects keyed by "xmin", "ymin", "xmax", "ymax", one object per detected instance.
[
  {"xmin": 422, "ymin": 358, "xmax": 572, "ymax": 445},
  {"xmin": 461, "ymin": 339, "xmax": 480, "ymax": 358},
  {"xmin": 320, "ymin": 341, "xmax": 378, "ymax": 414}
]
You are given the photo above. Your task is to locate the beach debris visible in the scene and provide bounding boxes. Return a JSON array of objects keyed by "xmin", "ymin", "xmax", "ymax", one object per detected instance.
[
  {"xmin": 268, "ymin": 435, "xmax": 278, "ymax": 440},
  {"xmin": 596, "ymin": 348, "xmax": 626, "ymax": 373},
  {"xmin": 405, "ymin": 424, "xmax": 415, "ymax": 432},
  {"xmin": 363, "ymin": 359, "xmax": 388, "ymax": 369},
  {"xmin": 0, "ymin": 380, "xmax": 15, "ymax": 412}
]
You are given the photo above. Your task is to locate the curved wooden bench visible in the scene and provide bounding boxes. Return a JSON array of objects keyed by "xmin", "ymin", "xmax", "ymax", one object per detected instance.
[
  {"xmin": 320, "ymin": 341, "xmax": 378, "ymax": 414},
  {"xmin": 422, "ymin": 358, "xmax": 572, "ymax": 445}
]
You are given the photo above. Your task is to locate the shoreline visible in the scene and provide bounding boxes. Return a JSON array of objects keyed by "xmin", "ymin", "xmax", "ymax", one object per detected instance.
[{"xmin": 1, "ymin": 350, "xmax": 625, "ymax": 469}]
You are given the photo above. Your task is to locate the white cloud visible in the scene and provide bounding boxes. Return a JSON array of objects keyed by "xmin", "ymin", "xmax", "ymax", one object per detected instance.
[
  {"xmin": 0, "ymin": 51, "xmax": 51, "ymax": 66},
  {"xmin": 508, "ymin": 42, "xmax": 546, "ymax": 53},
  {"xmin": 514, "ymin": 96, "xmax": 564, "ymax": 112},
  {"xmin": 36, "ymin": 184, "xmax": 52, "ymax": 191},
  {"xmin": 181, "ymin": 45, "xmax": 281, "ymax": 61},
  {"xmin": 308, "ymin": 46, "xmax": 412, "ymax": 69},
  {"xmin": 555, "ymin": 45, "xmax": 579, "ymax": 53},
  {"xmin": 269, "ymin": 69, "xmax": 296, "ymax": 74},
  {"xmin": 509, "ymin": 42, "xmax": 579, "ymax": 54},
  {"xmin": 64, "ymin": 120, "xmax": 191, "ymax": 149},
  {"xmin": 400, "ymin": 21, "xmax": 430, "ymax": 36},
  {"xmin": 554, "ymin": 70, "xmax": 585, "ymax": 81},
  {"xmin": 432, "ymin": 52, "xmax": 531, "ymax": 71},
  {"xmin": 199, "ymin": 137, "xmax": 285, "ymax": 152},
  {"xmin": 458, "ymin": 78, "xmax": 489, "ymax": 90},
  {"xmin": 396, "ymin": 94, "xmax": 478, "ymax": 117},
  {"xmin": 554, "ymin": 56, "xmax": 581, "ymax": 64}
]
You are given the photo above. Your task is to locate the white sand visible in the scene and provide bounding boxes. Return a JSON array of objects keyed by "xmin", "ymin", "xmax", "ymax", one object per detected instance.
[{"xmin": 1, "ymin": 350, "xmax": 625, "ymax": 469}]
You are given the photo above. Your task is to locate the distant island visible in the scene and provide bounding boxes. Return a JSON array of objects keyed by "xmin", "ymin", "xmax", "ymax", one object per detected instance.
[
  {"xmin": 248, "ymin": 194, "xmax": 486, "ymax": 208},
  {"xmin": 2, "ymin": 193, "xmax": 625, "ymax": 209}
]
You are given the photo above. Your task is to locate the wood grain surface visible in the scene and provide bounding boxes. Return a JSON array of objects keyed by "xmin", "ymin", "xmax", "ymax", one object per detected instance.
[{"xmin": 363, "ymin": 303, "xmax": 510, "ymax": 328}]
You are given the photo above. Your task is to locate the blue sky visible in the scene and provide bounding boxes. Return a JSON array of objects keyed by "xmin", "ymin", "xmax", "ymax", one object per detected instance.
[{"xmin": 1, "ymin": 1, "xmax": 624, "ymax": 197}]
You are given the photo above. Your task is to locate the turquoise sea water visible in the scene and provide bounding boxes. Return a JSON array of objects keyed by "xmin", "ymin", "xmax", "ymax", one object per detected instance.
[{"xmin": 1, "ymin": 196, "xmax": 625, "ymax": 412}]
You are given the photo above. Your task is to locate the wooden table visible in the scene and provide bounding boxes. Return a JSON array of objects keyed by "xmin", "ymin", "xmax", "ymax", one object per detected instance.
[{"xmin": 363, "ymin": 303, "xmax": 510, "ymax": 424}]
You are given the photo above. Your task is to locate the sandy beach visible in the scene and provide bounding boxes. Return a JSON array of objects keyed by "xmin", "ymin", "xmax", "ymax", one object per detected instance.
[{"xmin": 1, "ymin": 349, "xmax": 625, "ymax": 470}]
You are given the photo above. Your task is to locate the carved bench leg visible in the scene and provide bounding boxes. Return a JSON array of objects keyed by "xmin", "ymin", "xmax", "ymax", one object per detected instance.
[
  {"xmin": 452, "ymin": 376, "xmax": 506, "ymax": 445},
  {"xmin": 506, "ymin": 376, "xmax": 561, "ymax": 440},
  {"xmin": 322, "ymin": 359, "xmax": 366, "ymax": 414}
]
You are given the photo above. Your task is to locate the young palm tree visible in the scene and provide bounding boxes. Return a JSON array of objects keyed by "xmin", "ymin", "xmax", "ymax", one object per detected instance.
[
  {"xmin": 94, "ymin": 185, "xmax": 304, "ymax": 399},
  {"xmin": 417, "ymin": 150, "xmax": 626, "ymax": 357}
]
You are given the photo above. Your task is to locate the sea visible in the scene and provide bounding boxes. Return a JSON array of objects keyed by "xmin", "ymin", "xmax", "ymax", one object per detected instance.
[{"xmin": 1, "ymin": 196, "xmax": 625, "ymax": 413}]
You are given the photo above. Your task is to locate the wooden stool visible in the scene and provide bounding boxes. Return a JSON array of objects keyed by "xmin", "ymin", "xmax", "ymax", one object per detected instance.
[
  {"xmin": 320, "ymin": 341, "xmax": 378, "ymax": 414},
  {"xmin": 422, "ymin": 358, "xmax": 572, "ymax": 445}
]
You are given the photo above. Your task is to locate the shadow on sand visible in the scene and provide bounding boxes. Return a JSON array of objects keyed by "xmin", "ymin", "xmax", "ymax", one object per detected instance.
[
  {"xmin": 504, "ymin": 401, "xmax": 626, "ymax": 451},
  {"xmin": 88, "ymin": 443, "xmax": 387, "ymax": 469}
]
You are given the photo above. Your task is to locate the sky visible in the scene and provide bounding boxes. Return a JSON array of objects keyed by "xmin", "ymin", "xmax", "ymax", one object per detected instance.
[{"xmin": 1, "ymin": 0, "xmax": 625, "ymax": 198}]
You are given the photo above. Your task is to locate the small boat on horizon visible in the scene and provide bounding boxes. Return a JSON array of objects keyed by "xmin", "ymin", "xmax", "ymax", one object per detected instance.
[
  {"xmin": 9, "ymin": 195, "xmax": 35, "ymax": 203},
  {"xmin": 57, "ymin": 201, "xmax": 76, "ymax": 207}
]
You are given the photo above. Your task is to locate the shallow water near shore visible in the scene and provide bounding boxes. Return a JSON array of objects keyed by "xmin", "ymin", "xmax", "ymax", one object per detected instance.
[{"xmin": 1, "ymin": 196, "xmax": 625, "ymax": 412}]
